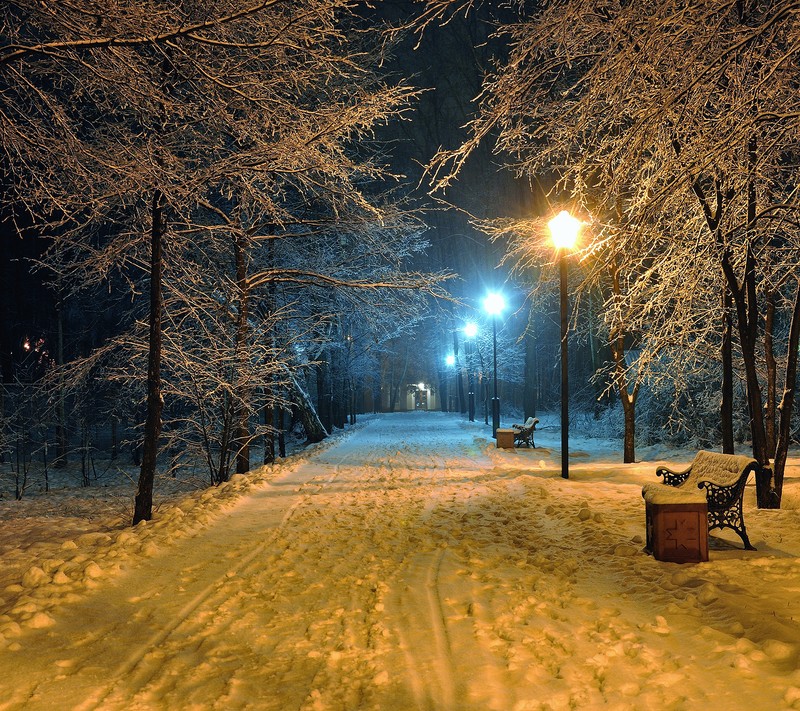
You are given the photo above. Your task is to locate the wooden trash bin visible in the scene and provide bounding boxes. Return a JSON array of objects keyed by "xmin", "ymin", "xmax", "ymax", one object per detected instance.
[
  {"xmin": 496, "ymin": 428, "xmax": 515, "ymax": 449},
  {"xmin": 645, "ymin": 500, "xmax": 709, "ymax": 563}
]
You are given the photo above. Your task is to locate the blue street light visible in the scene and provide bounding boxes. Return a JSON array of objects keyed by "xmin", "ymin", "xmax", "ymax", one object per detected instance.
[{"xmin": 483, "ymin": 292, "xmax": 506, "ymax": 437}]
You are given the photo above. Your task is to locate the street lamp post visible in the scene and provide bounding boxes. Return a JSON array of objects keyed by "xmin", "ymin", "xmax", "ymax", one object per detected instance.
[
  {"xmin": 483, "ymin": 292, "xmax": 505, "ymax": 438},
  {"xmin": 463, "ymin": 322, "xmax": 478, "ymax": 422},
  {"xmin": 548, "ymin": 210, "xmax": 582, "ymax": 480}
]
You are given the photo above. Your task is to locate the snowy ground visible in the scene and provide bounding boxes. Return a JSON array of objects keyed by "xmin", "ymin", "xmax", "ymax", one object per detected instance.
[{"xmin": 1, "ymin": 411, "xmax": 800, "ymax": 710}]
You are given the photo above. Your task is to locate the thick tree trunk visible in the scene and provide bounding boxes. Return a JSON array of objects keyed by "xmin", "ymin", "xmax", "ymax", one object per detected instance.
[
  {"xmin": 723, "ymin": 246, "xmax": 770, "ymax": 467},
  {"xmin": 622, "ymin": 398, "xmax": 635, "ymax": 463},
  {"xmin": 764, "ymin": 290, "xmax": 777, "ymax": 454},
  {"xmin": 721, "ymin": 289, "xmax": 735, "ymax": 454},
  {"xmin": 766, "ymin": 281, "xmax": 800, "ymax": 508},
  {"xmin": 738, "ymin": 140, "xmax": 771, "ymax": 468},
  {"xmin": 133, "ymin": 190, "xmax": 165, "ymax": 525}
]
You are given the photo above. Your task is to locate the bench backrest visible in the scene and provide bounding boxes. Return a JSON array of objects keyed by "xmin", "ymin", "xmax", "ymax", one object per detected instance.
[{"xmin": 684, "ymin": 450, "xmax": 758, "ymax": 488}]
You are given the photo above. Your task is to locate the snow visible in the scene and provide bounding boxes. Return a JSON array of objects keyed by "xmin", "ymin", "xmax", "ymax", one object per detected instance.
[{"xmin": 2, "ymin": 410, "xmax": 800, "ymax": 710}]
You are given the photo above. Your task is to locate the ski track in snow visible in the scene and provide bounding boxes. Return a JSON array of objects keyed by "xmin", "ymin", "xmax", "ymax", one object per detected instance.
[{"xmin": 1, "ymin": 411, "xmax": 800, "ymax": 710}]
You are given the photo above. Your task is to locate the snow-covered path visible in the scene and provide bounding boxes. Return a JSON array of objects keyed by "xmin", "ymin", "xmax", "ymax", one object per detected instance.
[{"xmin": 2, "ymin": 411, "xmax": 800, "ymax": 710}]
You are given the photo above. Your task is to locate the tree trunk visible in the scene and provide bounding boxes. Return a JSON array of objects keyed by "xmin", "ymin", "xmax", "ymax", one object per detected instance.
[
  {"xmin": 610, "ymin": 262, "xmax": 637, "ymax": 463},
  {"xmin": 276, "ymin": 405, "xmax": 286, "ymax": 458},
  {"xmin": 372, "ymin": 371, "xmax": 382, "ymax": 414},
  {"xmin": 54, "ymin": 287, "xmax": 67, "ymax": 468},
  {"xmin": 453, "ymin": 330, "xmax": 466, "ymax": 414},
  {"xmin": 111, "ymin": 418, "xmax": 118, "ymax": 460},
  {"xmin": 766, "ymin": 281, "xmax": 800, "ymax": 508},
  {"xmin": 133, "ymin": 190, "xmax": 165, "ymax": 525},
  {"xmin": 332, "ymin": 351, "xmax": 346, "ymax": 428},
  {"xmin": 587, "ymin": 288, "xmax": 607, "ymax": 415},
  {"xmin": 764, "ymin": 289, "xmax": 777, "ymax": 454},
  {"xmin": 216, "ymin": 398, "xmax": 233, "ymax": 483},
  {"xmin": 348, "ymin": 377, "xmax": 356, "ymax": 425},
  {"xmin": 389, "ymin": 345, "xmax": 409, "ymax": 412},
  {"xmin": 523, "ymin": 332, "xmax": 538, "ymax": 419},
  {"xmin": 721, "ymin": 288, "xmax": 734, "ymax": 454},
  {"xmin": 738, "ymin": 139, "xmax": 771, "ymax": 468},
  {"xmin": 286, "ymin": 369, "xmax": 327, "ymax": 443},
  {"xmin": 622, "ymin": 397, "xmax": 635, "ymax": 463},
  {"xmin": 682, "ymin": 136, "xmax": 768, "ymax": 463},
  {"xmin": 234, "ymin": 235, "xmax": 250, "ymax": 475},
  {"xmin": 263, "ymin": 399, "xmax": 275, "ymax": 465},
  {"xmin": 722, "ymin": 245, "xmax": 770, "ymax": 467},
  {"xmin": 317, "ymin": 358, "xmax": 332, "ymax": 433}
]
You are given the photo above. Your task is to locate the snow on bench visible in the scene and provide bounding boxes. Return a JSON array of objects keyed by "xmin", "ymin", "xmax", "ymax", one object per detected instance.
[{"xmin": 642, "ymin": 450, "xmax": 759, "ymax": 551}]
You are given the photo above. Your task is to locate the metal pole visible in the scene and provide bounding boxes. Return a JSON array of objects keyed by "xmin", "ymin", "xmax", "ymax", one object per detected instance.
[
  {"xmin": 491, "ymin": 317, "xmax": 500, "ymax": 437},
  {"xmin": 560, "ymin": 252, "xmax": 569, "ymax": 479},
  {"xmin": 467, "ymin": 340, "xmax": 475, "ymax": 422}
]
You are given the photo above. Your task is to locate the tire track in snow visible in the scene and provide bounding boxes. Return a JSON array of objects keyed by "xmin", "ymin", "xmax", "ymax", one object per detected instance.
[
  {"xmin": 21, "ymin": 461, "xmax": 347, "ymax": 711},
  {"xmin": 390, "ymin": 546, "xmax": 457, "ymax": 711}
]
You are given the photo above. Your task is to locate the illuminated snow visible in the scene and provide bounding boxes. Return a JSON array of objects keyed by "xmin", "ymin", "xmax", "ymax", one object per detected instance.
[{"xmin": 1, "ymin": 411, "xmax": 800, "ymax": 710}]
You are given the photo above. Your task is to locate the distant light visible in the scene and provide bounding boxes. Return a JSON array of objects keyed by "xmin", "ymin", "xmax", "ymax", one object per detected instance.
[
  {"xmin": 463, "ymin": 322, "xmax": 478, "ymax": 338},
  {"xmin": 548, "ymin": 210, "xmax": 582, "ymax": 250},
  {"xmin": 483, "ymin": 292, "xmax": 506, "ymax": 317},
  {"xmin": 445, "ymin": 354, "xmax": 456, "ymax": 366},
  {"xmin": 417, "ymin": 382, "xmax": 425, "ymax": 390}
]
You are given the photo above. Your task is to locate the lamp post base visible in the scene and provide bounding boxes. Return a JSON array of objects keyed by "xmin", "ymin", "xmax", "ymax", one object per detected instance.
[{"xmin": 491, "ymin": 397, "xmax": 500, "ymax": 438}]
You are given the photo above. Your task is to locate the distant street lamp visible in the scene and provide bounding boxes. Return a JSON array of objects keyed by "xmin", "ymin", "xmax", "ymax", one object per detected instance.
[
  {"xmin": 463, "ymin": 322, "xmax": 478, "ymax": 422},
  {"xmin": 548, "ymin": 210, "xmax": 582, "ymax": 480},
  {"xmin": 482, "ymin": 292, "xmax": 506, "ymax": 437}
]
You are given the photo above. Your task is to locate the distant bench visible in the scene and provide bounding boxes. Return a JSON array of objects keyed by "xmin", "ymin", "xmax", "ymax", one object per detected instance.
[
  {"xmin": 511, "ymin": 417, "xmax": 539, "ymax": 448},
  {"xmin": 642, "ymin": 450, "xmax": 759, "ymax": 551}
]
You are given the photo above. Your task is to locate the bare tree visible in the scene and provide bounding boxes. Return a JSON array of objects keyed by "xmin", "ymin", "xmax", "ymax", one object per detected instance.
[
  {"xmin": 2, "ymin": 0, "xmax": 453, "ymax": 522},
  {"xmin": 428, "ymin": 1, "xmax": 800, "ymax": 505}
]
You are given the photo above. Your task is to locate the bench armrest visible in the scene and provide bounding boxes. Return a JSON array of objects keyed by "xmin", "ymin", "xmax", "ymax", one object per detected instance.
[{"xmin": 656, "ymin": 464, "xmax": 692, "ymax": 487}]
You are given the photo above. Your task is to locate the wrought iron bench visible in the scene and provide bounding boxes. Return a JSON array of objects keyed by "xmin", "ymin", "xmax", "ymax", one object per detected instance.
[
  {"xmin": 642, "ymin": 450, "xmax": 760, "ymax": 551},
  {"xmin": 511, "ymin": 417, "xmax": 539, "ymax": 448}
]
